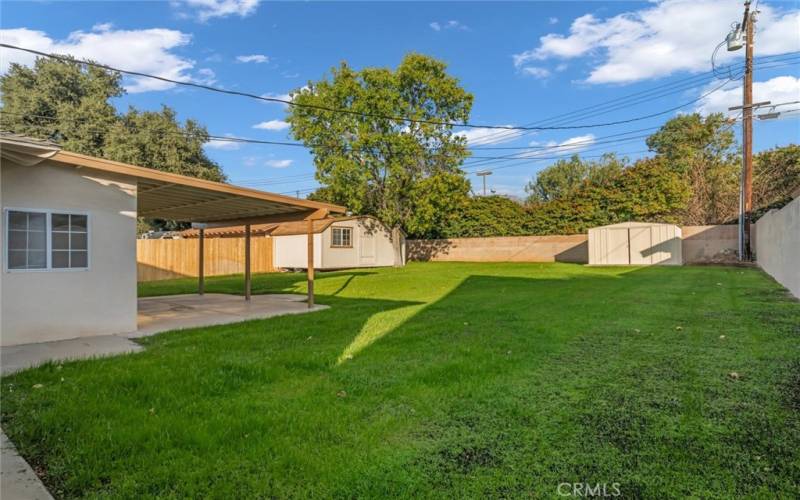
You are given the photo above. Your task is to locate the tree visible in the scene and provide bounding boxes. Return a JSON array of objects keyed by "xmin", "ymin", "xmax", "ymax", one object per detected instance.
[
  {"xmin": 753, "ymin": 144, "xmax": 800, "ymax": 216},
  {"xmin": 0, "ymin": 57, "xmax": 121, "ymax": 157},
  {"xmin": 104, "ymin": 106, "xmax": 225, "ymax": 182},
  {"xmin": 525, "ymin": 153, "xmax": 627, "ymax": 203},
  {"xmin": 527, "ymin": 157, "xmax": 689, "ymax": 235},
  {"xmin": 646, "ymin": 113, "xmax": 739, "ymax": 224},
  {"xmin": 287, "ymin": 53, "xmax": 474, "ymax": 260},
  {"xmin": 443, "ymin": 195, "xmax": 529, "ymax": 238}
]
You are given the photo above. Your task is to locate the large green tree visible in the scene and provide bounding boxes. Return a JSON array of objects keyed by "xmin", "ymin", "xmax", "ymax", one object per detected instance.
[
  {"xmin": 0, "ymin": 57, "xmax": 121, "ymax": 157},
  {"xmin": 527, "ymin": 156, "xmax": 689, "ymax": 235},
  {"xmin": 0, "ymin": 58, "xmax": 225, "ymax": 183},
  {"xmin": 525, "ymin": 153, "xmax": 627, "ymax": 203},
  {"xmin": 646, "ymin": 113, "xmax": 739, "ymax": 224},
  {"xmin": 287, "ymin": 53, "xmax": 474, "ymax": 253},
  {"xmin": 753, "ymin": 144, "xmax": 800, "ymax": 216}
]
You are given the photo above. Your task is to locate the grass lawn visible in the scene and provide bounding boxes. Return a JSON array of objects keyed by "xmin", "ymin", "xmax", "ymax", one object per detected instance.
[{"xmin": 2, "ymin": 262, "xmax": 799, "ymax": 498}]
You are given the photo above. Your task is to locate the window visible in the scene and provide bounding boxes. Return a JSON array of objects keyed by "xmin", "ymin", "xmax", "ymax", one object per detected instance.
[
  {"xmin": 51, "ymin": 214, "xmax": 88, "ymax": 269},
  {"xmin": 331, "ymin": 227, "xmax": 352, "ymax": 248},
  {"xmin": 5, "ymin": 210, "xmax": 89, "ymax": 271},
  {"xmin": 7, "ymin": 211, "xmax": 46, "ymax": 269}
]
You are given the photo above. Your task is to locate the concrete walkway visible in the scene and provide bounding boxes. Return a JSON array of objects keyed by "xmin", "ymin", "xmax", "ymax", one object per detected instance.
[
  {"xmin": 1, "ymin": 335, "xmax": 142, "ymax": 376},
  {"xmin": 1, "ymin": 430, "xmax": 53, "ymax": 500}
]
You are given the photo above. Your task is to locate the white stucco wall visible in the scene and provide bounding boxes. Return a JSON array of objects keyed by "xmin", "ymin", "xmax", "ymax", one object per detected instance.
[
  {"xmin": 1, "ymin": 159, "xmax": 138, "ymax": 346},
  {"xmin": 272, "ymin": 217, "xmax": 403, "ymax": 270},
  {"xmin": 756, "ymin": 196, "xmax": 800, "ymax": 299}
]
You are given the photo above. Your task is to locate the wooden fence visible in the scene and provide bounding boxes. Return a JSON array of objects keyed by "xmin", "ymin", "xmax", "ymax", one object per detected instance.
[{"xmin": 137, "ymin": 237, "xmax": 275, "ymax": 282}]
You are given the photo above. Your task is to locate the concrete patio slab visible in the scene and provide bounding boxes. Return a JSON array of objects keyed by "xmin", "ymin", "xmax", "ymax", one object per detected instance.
[
  {"xmin": 130, "ymin": 293, "xmax": 327, "ymax": 339},
  {"xmin": 1, "ymin": 335, "xmax": 142, "ymax": 376},
  {"xmin": 1, "ymin": 294, "xmax": 326, "ymax": 375},
  {"xmin": 1, "ymin": 429, "xmax": 53, "ymax": 500}
]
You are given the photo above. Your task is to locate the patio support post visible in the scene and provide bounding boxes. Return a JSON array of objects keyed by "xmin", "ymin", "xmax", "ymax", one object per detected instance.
[
  {"xmin": 244, "ymin": 224, "xmax": 251, "ymax": 301},
  {"xmin": 307, "ymin": 218, "xmax": 314, "ymax": 308},
  {"xmin": 198, "ymin": 228, "xmax": 205, "ymax": 295}
]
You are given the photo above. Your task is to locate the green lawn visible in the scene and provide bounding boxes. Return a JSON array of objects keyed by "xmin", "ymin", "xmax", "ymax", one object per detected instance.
[{"xmin": 2, "ymin": 263, "xmax": 799, "ymax": 498}]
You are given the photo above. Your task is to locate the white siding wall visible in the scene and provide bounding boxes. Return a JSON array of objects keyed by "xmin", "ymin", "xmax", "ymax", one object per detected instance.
[
  {"xmin": 1, "ymin": 159, "xmax": 138, "ymax": 346},
  {"xmin": 272, "ymin": 217, "xmax": 402, "ymax": 270},
  {"xmin": 589, "ymin": 222, "xmax": 682, "ymax": 265},
  {"xmin": 273, "ymin": 233, "xmax": 323, "ymax": 269}
]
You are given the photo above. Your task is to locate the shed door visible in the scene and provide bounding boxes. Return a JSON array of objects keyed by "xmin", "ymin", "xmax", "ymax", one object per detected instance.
[
  {"xmin": 606, "ymin": 228, "xmax": 630, "ymax": 265},
  {"xmin": 359, "ymin": 230, "xmax": 376, "ymax": 265},
  {"xmin": 629, "ymin": 227, "xmax": 652, "ymax": 265}
]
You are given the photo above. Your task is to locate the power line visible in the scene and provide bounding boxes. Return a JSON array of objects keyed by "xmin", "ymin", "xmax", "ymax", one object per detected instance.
[{"xmin": 3, "ymin": 43, "xmax": 786, "ymax": 132}]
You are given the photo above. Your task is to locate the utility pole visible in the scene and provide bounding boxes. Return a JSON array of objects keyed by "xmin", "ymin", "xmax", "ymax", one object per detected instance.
[
  {"xmin": 476, "ymin": 170, "xmax": 492, "ymax": 196},
  {"xmin": 742, "ymin": 0, "xmax": 755, "ymax": 261},
  {"xmin": 724, "ymin": 1, "xmax": 757, "ymax": 261}
]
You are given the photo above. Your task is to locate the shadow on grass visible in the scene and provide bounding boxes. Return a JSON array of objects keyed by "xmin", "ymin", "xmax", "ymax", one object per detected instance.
[{"xmin": 138, "ymin": 269, "xmax": 378, "ymax": 298}]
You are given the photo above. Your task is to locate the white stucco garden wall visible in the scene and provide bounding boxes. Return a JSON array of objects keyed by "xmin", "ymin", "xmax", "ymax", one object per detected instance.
[
  {"xmin": 1, "ymin": 159, "xmax": 138, "ymax": 346},
  {"xmin": 756, "ymin": 196, "xmax": 800, "ymax": 299}
]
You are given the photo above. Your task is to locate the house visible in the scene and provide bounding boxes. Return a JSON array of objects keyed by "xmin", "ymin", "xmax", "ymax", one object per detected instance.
[
  {"xmin": 0, "ymin": 133, "xmax": 345, "ymax": 347},
  {"xmin": 182, "ymin": 215, "xmax": 406, "ymax": 270}
]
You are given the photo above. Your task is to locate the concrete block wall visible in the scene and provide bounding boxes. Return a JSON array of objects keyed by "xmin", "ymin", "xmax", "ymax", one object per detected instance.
[{"xmin": 408, "ymin": 225, "xmax": 745, "ymax": 265}]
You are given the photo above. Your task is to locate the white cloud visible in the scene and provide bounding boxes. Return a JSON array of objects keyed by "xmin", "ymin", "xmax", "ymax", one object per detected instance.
[
  {"xmin": 236, "ymin": 54, "xmax": 269, "ymax": 63},
  {"xmin": 430, "ymin": 20, "xmax": 469, "ymax": 32},
  {"xmin": 0, "ymin": 26, "xmax": 199, "ymax": 93},
  {"xmin": 548, "ymin": 17, "xmax": 559, "ymax": 25},
  {"xmin": 457, "ymin": 126, "xmax": 524, "ymax": 146},
  {"xmin": 204, "ymin": 134, "xmax": 241, "ymax": 150},
  {"xmin": 521, "ymin": 66, "xmax": 551, "ymax": 79},
  {"xmin": 265, "ymin": 159, "xmax": 293, "ymax": 168},
  {"xmin": 173, "ymin": 0, "xmax": 261, "ymax": 22},
  {"xmin": 195, "ymin": 68, "xmax": 216, "ymax": 85},
  {"xmin": 253, "ymin": 119, "xmax": 289, "ymax": 131},
  {"xmin": 523, "ymin": 134, "xmax": 597, "ymax": 158},
  {"xmin": 514, "ymin": 0, "xmax": 800, "ymax": 84},
  {"xmin": 696, "ymin": 75, "xmax": 800, "ymax": 117}
]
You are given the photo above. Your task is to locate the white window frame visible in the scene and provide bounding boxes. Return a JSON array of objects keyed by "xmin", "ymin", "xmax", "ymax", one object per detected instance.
[
  {"xmin": 330, "ymin": 226, "xmax": 353, "ymax": 248},
  {"xmin": 3, "ymin": 207, "xmax": 91, "ymax": 273}
]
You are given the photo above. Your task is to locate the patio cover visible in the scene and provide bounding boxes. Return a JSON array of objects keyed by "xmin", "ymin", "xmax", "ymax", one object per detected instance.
[
  {"xmin": 3, "ymin": 137, "xmax": 345, "ymax": 307},
  {"xmin": 50, "ymin": 150, "xmax": 345, "ymax": 225}
]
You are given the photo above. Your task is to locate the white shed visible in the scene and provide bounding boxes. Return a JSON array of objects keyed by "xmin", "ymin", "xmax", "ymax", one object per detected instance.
[
  {"xmin": 271, "ymin": 216, "xmax": 405, "ymax": 270},
  {"xmin": 588, "ymin": 222, "xmax": 682, "ymax": 265},
  {"xmin": 182, "ymin": 215, "xmax": 405, "ymax": 270}
]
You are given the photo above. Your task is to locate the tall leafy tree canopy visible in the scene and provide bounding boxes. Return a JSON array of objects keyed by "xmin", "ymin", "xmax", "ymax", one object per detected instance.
[
  {"xmin": 287, "ymin": 53, "xmax": 474, "ymax": 240},
  {"xmin": 0, "ymin": 57, "xmax": 225, "ymax": 182},
  {"xmin": 525, "ymin": 153, "xmax": 627, "ymax": 203},
  {"xmin": 646, "ymin": 113, "xmax": 739, "ymax": 224}
]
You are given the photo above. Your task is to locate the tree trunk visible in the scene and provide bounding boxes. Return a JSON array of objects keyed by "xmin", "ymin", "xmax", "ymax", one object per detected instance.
[{"xmin": 391, "ymin": 226, "xmax": 404, "ymax": 267}]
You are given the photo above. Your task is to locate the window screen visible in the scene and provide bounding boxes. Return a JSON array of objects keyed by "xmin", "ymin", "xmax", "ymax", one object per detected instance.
[
  {"xmin": 331, "ymin": 227, "xmax": 352, "ymax": 247},
  {"xmin": 51, "ymin": 214, "xmax": 88, "ymax": 269},
  {"xmin": 7, "ymin": 211, "xmax": 47, "ymax": 269}
]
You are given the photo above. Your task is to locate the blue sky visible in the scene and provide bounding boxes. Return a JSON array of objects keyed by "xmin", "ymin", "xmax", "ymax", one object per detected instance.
[{"xmin": 2, "ymin": 1, "xmax": 798, "ymax": 197}]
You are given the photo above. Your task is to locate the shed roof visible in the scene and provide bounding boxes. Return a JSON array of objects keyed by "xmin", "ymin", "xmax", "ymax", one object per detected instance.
[
  {"xmin": 181, "ymin": 216, "xmax": 375, "ymax": 238},
  {"xmin": 589, "ymin": 221, "xmax": 680, "ymax": 230},
  {"xmin": 1, "ymin": 134, "xmax": 346, "ymax": 224}
]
